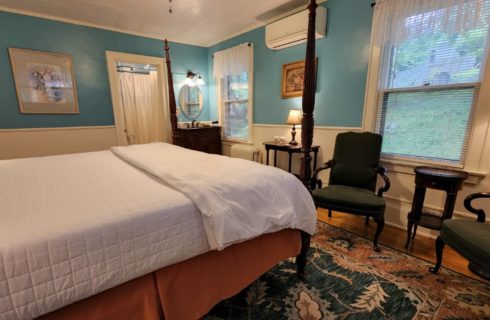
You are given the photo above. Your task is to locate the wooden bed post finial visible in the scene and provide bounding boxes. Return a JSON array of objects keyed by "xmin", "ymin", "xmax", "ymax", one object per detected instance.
[{"xmin": 164, "ymin": 39, "xmax": 179, "ymax": 143}]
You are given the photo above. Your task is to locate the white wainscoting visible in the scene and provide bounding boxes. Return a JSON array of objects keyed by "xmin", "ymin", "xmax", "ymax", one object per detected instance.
[
  {"xmin": 232, "ymin": 124, "xmax": 490, "ymax": 240},
  {"xmin": 2, "ymin": 123, "xmax": 488, "ymax": 239},
  {"xmin": 0, "ymin": 126, "xmax": 118, "ymax": 160}
]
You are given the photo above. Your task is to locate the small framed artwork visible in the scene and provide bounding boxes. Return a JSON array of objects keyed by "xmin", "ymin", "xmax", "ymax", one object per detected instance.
[
  {"xmin": 9, "ymin": 48, "xmax": 79, "ymax": 114},
  {"xmin": 281, "ymin": 59, "xmax": 317, "ymax": 98}
]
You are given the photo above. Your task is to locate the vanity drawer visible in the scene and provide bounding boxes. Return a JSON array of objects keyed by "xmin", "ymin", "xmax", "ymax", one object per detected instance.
[{"xmin": 175, "ymin": 127, "xmax": 222, "ymax": 155}]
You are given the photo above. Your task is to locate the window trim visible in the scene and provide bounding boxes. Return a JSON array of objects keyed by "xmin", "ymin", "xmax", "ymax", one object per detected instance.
[
  {"xmin": 362, "ymin": 16, "xmax": 490, "ymax": 178},
  {"xmin": 379, "ymin": 82, "xmax": 479, "ymax": 94}
]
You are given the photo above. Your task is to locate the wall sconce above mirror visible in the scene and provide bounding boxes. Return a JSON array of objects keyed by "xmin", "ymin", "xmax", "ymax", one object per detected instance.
[{"xmin": 185, "ymin": 71, "xmax": 205, "ymax": 86}]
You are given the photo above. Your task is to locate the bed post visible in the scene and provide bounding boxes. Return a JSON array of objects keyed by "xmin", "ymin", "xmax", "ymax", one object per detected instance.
[
  {"xmin": 296, "ymin": 231, "xmax": 311, "ymax": 279},
  {"xmin": 300, "ymin": 0, "xmax": 317, "ymax": 188},
  {"xmin": 164, "ymin": 39, "xmax": 179, "ymax": 143},
  {"xmin": 296, "ymin": 0, "xmax": 317, "ymax": 279}
]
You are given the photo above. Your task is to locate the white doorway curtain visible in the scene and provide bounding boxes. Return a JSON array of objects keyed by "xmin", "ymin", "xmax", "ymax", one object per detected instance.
[{"xmin": 118, "ymin": 71, "xmax": 169, "ymax": 144}]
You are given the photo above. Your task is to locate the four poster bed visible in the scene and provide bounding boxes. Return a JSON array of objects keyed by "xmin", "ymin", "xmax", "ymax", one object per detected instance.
[{"xmin": 0, "ymin": 1, "xmax": 320, "ymax": 319}]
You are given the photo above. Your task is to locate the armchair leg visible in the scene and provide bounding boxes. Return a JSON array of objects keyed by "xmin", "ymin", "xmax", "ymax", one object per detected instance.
[
  {"xmin": 373, "ymin": 217, "xmax": 384, "ymax": 252},
  {"xmin": 429, "ymin": 236, "xmax": 445, "ymax": 274},
  {"xmin": 328, "ymin": 209, "xmax": 332, "ymax": 218}
]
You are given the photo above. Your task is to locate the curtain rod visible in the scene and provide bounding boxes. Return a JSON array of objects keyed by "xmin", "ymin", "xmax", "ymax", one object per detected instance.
[
  {"xmin": 116, "ymin": 69, "xmax": 151, "ymax": 75},
  {"xmin": 116, "ymin": 65, "xmax": 156, "ymax": 75},
  {"xmin": 212, "ymin": 42, "xmax": 252, "ymax": 58}
]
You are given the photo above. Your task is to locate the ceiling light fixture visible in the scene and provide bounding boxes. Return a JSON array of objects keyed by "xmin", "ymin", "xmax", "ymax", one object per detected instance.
[{"xmin": 169, "ymin": 0, "xmax": 173, "ymax": 14}]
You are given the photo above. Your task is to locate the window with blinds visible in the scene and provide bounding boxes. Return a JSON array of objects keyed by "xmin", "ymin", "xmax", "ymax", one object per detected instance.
[
  {"xmin": 221, "ymin": 72, "xmax": 250, "ymax": 141},
  {"xmin": 375, "ymin": 0, "xmax": 490, "ymax": 165}
]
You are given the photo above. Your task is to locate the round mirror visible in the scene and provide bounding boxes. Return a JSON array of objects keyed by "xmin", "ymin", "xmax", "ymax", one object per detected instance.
[{"xmin": 178, "ymin": 85, "xmax": 203, "ymax": 120}]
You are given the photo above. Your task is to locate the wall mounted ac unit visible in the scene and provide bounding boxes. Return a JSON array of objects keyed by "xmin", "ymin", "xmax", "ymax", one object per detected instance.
[{"xmin": 265, "ymin": 7, "xmax": 327, "ymax": 50}]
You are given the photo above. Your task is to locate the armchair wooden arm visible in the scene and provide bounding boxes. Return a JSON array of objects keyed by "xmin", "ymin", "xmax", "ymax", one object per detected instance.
[
  {"xmin": 463, "ymin": 192, "xmax": 490, "ymax": 223},
  {"xmin": 374, "ymin": 166, "xmax": 390, "ymax": 197},
  {"xmin": 309, "ymin": 160, "xmax": 335, "ymax": 190}
]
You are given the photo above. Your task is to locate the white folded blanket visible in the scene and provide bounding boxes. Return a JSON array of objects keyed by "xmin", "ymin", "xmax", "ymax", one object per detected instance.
[{"xmin": 111, "ymin": 143, "xmax": 316, "ymax": 250}]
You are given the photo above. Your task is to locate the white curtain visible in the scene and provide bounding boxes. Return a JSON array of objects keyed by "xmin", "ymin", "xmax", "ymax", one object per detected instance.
[
  {"xmin": 213, "ymin": 43, "xmax": 253, "ymax": 79},
  {"xmin": 373, "ymin": 0, "xmax": 490, "ymax": 45},
  {"xmin": 118, "ymin": 71, "xmax": 169, "ymax": 144}
]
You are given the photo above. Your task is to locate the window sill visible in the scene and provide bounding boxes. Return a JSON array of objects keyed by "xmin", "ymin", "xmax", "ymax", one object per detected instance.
[
  {"xmin": 221, "ymin": 139, "xmax": 253, "ymax": 145},
  {"xmin": 380, "ymin": 158, "xmax": 487, "ymax": 184}
]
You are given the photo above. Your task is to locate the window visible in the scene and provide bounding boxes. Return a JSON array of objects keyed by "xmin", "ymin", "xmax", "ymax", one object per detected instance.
[
  {"xmin": 221, "ymin": 73, "xmax": 250, "ymax": 140},
  {"xmin": 372, "ymin": 0, "xmax": 490, "ymax": 166},
  {"xmin": 213, "ymin": 43, "xmax": 253, "ymax": 142}
]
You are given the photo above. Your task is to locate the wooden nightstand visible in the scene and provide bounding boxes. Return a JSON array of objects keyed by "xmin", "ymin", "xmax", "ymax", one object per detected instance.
[
  {"xmin": 263, "ymin": 141, "xmax": 319, "ymax": 173},
  {"xmin": 405, "ymin": 166, "xmax": 468, "ymax": 249}
]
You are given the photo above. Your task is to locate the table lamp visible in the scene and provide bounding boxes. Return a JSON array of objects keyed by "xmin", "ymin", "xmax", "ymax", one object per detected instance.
[{"xmin": 286, "ymin": 109, "xmax": 302, "ymax": 145}]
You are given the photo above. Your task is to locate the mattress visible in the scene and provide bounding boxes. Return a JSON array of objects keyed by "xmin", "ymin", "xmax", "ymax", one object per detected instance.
[{"xmin": 0, "ymin": 151, "xmax": 210, "ymax": 320}]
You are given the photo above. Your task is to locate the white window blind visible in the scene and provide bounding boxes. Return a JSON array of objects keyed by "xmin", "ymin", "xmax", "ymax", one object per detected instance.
[
  {"xmin": 374, "ymin": 0, "xmax": 490, "ymax": 165},
  {"xmin": 221, "ymin": 73, "xmax": 250, "ymax": 140},
  {"xmin": 213, "ymin": 43, "xmax": 253, "ymax": 142}
]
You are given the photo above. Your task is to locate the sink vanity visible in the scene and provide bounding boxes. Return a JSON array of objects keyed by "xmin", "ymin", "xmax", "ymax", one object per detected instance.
[
  {"xmin": 174, "ymin": 126, "xmax": 222, "ymax": 155},
  {"xmin": 174, "ymin": 83, "xmax": 221, "ymax": 154}
]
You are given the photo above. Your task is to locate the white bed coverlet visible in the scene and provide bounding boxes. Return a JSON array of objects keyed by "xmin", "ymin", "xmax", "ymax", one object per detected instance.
[
  {"xmin": 0, "ymin": 151, "xmax": 210, "ymax": 320},
  {"xmin": 111, "ymin": 143, "xmax": 317, "ymax": 250}
]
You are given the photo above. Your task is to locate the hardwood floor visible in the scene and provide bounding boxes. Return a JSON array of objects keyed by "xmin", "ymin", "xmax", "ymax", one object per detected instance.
[{"xmin": 317, "ymin": 208, "xmax": 489, "ymax": 283}]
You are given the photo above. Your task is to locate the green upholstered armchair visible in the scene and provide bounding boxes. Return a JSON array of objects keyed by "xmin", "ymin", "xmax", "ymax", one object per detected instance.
[
  {"xmin": 310, "ymin": 132, "xmax": 390, "ymax": 252},
  {"xmin": 430, "ymin": 192, "xmax": 490, "ymax": 279}
]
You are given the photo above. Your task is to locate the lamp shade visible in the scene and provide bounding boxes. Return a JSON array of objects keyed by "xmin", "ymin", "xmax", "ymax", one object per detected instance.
[
  {"xmin": 184, "ymin": 77, "xmax": 195, "ymax": 86},
  {"xmin": 195, "ymin": 76, "xmax": 205, "ymax": 86},
  {"xmin": 286, "ymin": 109, "xmax": 302, "ymax": 125}
]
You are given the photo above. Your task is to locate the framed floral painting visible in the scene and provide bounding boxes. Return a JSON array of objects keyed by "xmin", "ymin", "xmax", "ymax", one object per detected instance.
[
  {"xmin": 9, "ymin": 48, "xmax": 79, "ymax": 114},
  {"xmin": 281, "ymin": 58, "xmax": 317, "ymax": 98}
]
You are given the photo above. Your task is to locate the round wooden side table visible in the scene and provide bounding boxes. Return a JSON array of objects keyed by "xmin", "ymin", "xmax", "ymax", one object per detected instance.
[{"xmin": 405, "ymin": 166, "xmax": 468, "ymax": 249}]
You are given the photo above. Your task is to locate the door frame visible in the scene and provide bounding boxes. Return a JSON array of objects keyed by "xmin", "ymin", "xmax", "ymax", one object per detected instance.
[{"xmin": 106, "ymin": 51, "xmax": 169, "ymax": 146}]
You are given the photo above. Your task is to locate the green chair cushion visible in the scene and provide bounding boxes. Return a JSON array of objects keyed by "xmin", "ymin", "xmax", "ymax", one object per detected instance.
[
  {"xmin": 312, "ymin": 185, "xmax": 385, "ymax": 217},
  {"xmin": 440, "ymin": 219, "xmax": 490, "ymax": 271}
]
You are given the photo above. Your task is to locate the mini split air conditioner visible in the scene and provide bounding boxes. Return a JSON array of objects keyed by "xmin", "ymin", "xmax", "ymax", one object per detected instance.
[{"xmin": 265, "ymin": 7, "xmax": 327, "ymax": 50}]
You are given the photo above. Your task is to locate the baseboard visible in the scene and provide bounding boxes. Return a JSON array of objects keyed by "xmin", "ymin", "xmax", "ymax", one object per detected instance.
[{"xmin": 384, "ymin": 197, "xmax": 437, "ymax": 239}]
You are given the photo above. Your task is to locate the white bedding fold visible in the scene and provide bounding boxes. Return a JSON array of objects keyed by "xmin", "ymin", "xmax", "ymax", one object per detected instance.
[{"xmin": 111, "ymin": 143, "xmax": 317, "ymax": 250}]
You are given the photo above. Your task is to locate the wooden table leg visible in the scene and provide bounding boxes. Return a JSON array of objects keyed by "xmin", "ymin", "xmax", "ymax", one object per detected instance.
[
  {"xmin": 288, "ymin": 151, "xmax": 292, "ymax": 173},
  {"xmin": 443, "ymin": 191, "xmax": 458, "ymax": 220},
  {"xmin": 406, "ymin": 185, "xmax": 426, "ymax": 249},
  {"xmin": 274, "ymin": 150, "xmax": 277, "ymax": 167},
  {"xmin": 266, "ymin": 148, "xmax": 270, "ymax": 165},
  {"xmin": 313, "ymin": 149, "xmax": 318, "ymax": 171}
]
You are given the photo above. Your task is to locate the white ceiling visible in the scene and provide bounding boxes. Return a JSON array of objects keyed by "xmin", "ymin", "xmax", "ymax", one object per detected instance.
[{"xmin": 0, "ymin": 0, "xmax": 313, "ymax": 47}]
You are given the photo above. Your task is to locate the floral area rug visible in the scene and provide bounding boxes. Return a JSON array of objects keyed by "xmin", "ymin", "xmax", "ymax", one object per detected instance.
[{"xmin": 204, "ymin": 222, "xmax": 490, "ymax": 319}]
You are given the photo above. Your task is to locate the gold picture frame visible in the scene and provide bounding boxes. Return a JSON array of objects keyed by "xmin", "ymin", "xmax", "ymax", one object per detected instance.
[
  {"xmin": 281, "ymin": 58, "xmax": 317, "ymax": 98},
  {"xmin": 9, "ymin": 48, "xmax": 79, "ymax": 114}
]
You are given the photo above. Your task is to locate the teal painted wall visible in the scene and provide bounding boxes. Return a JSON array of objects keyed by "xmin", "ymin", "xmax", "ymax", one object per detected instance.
[
  {"xmin": 1, "ymin": 0, "xmax": 373, "ymax": 129},
  {"xmin": 207, "ymin": 0, "xmax": 373, "ymax": 127},
  {"xmin": 0, "ymin": 11, "xmax": 210, "ymax": 129}
]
